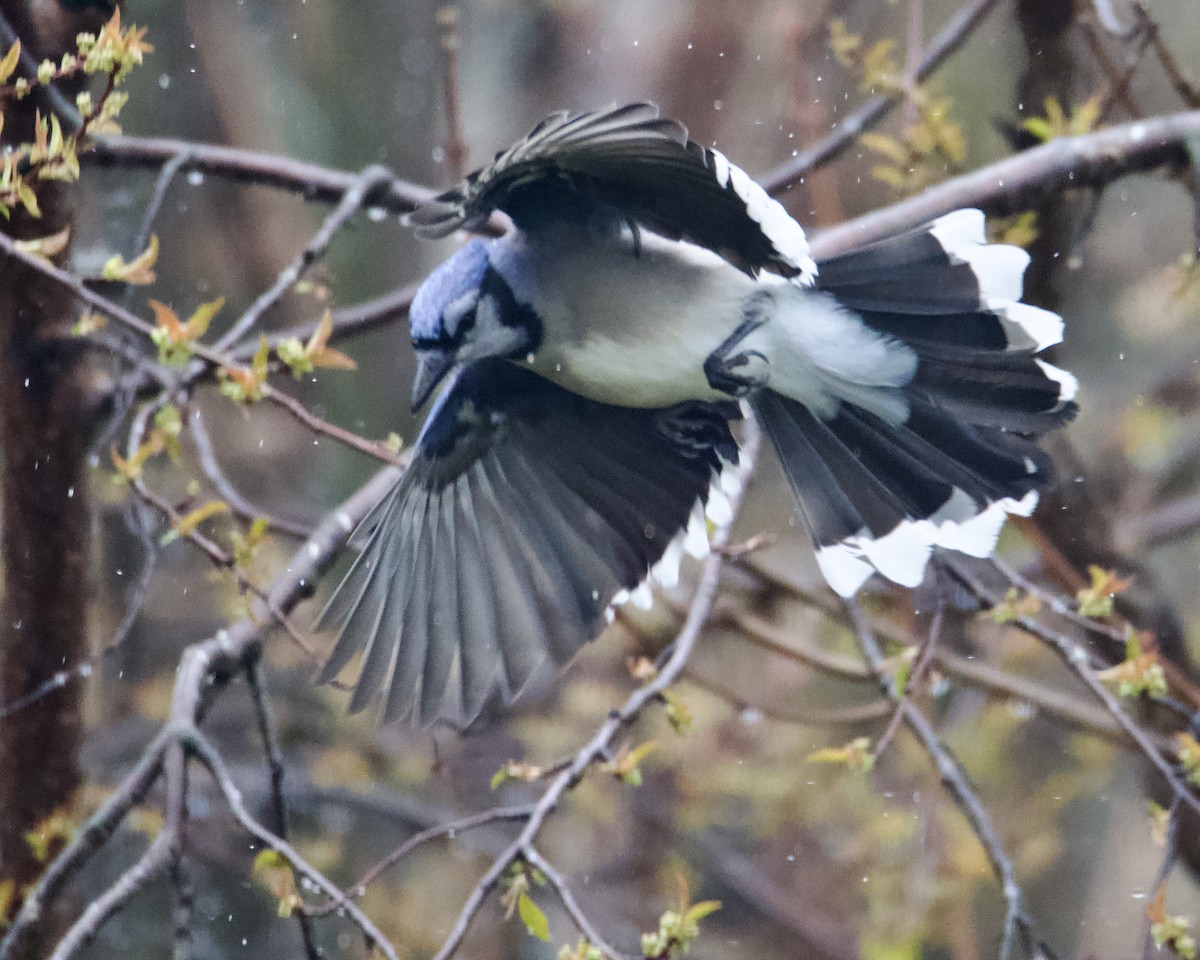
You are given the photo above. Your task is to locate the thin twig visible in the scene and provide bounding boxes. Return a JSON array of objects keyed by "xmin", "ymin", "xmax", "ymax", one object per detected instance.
[
  {"xmin": 237, "ymin": 283, "xmax": 417, "ymax": 361},
  {"xmin": 134, "ymin": 149, "xmax": 193, "ymax": 257},
  {"xmin": 760, "ymin": 0, "xmax": 1002, "ymax": 195},
  {"xmin": 1139, "ymin": 798, "xmax": 1180, "ymax": 957},
  {"xmin": 845, "ymin": 602, "xmax": 1041, "ymax": 960},
  {"xmin": 989, "ymin": 555, "xmax": 1200, "ymax": 718},
  {"xmin": 264, "ymin": 385, "xmax": 405, "ymax": 464},
  {"xmin": 949, "ymin": 559, "xmax": 1200, "ymax": 820},
  {"xmin": 213, "ymin": 165, "xmax": 395, "ymax": 352},
  {"xmin": 523, "ymin": 846, "xmax": 636, "ymax": 960},
  {"xmin": 1, "ymin": 467, "xmax": 401, "ymax": 959},
  {"xmin": 309, "ymin": 805, "xmax": 537, "ymax": 917},
  {"xmin": 0, "ymin": 10, "xmax": 85, "ymax": 129},
  {"xmin": 163, "ymin": 743, "xmax": 193, "ymax": 960},
  {"xmin": 682, "ymin": 668, "xmax": 893, "ymax": 726},
  {"xmin": 989, "ymin": 555, "xmax": 1125, "ymax": 647},
  {"xmin": 710, "ymin": 589, "xmax": 1137, "ymax": 744},
  {"xmin": 188, "ymin": 731, "xmax": 399, "ymax": 960},
  {"xmin": 86, "ymin": 135, "xmax": 445, "ymax": 219},
  {"xmin": 0, "ymin": 227, "xmax": 404, "ymax": 464},
  {"xmin": 95, "ymin": 150, "xmax": 193, "ymax": 472},
  {"xmin": 125, "ymin": 397, "xmax": 326, "ymax": 663},
  {"xmin": 47, "ymin": 816, "xmax": 177, "ymax": 960},
  {"xmin": 246, "ymin": 662, "xmax": 321, "ymax": 960},
  {"xmin": 189, "ymin": 407, "xmax": 312, "ymax": 538},
  {"xmin": 0, "ymin": 229, "xmax": 211, "ymax": 358},
  {"xmin": 1080, "ymin": 13, "xmax": 1145, "ymax": 119},
  {"xmin": 128, "ymin": 469, "xmax": 323, "ymax": 660},
  {"xmin": 874, "ymin": 609, "xmax": 944, "ymax": 759},
  {"xmin": 1136, "ymin": 3, "xmax": 1200, "ymax": 108},
  {"xmin": 1124, "ymin": 492, "xmax": 1200, "ymax": 550},
  {"xmin": 0, "ymin": 731, "xmax": 171, "ymax": 960}
]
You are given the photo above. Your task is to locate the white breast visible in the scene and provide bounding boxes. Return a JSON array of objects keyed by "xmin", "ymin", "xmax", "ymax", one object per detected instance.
[{"xmin": 492, "ymin": 226, "xmax": 760, "ymax": 407}]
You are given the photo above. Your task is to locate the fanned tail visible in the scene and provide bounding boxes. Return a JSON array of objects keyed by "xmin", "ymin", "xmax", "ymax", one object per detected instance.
[{"xmin": 756, "ymin": 209, "xmax": 1076, "ymax": 596}]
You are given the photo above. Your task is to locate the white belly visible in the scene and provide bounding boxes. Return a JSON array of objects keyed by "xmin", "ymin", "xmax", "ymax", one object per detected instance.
[{"xmin": 524, "ymin": 327, "xmax": 731, "ymax": 407}]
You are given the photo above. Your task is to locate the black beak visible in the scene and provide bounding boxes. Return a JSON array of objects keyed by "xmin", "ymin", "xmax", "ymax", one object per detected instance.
[{"xmin": 412, "ymin": 351, "xmax": 455, "ymax": 412}]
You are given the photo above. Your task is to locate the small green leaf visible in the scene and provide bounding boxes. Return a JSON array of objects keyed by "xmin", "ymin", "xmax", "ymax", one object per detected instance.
[
  {"xmin": 517, "ymin": 892, "xmax": 550, "ymax": 942},
  {"xmin": 102, "ymin": 234, "xmax": 158, "ymax": 284},
  {"xmin": 808, "ymin": 736, "xmax": 875, "ymax": 773},
  {"xmin": 0, "ymin": 41, "xmax": 22, "ymax": 84},
  {"xmin": 684, "ymin": 900, "xmax": 722, "ymax": 923},
  {"xmin": 252, "ymin": 848, "xmax": 302, "ymax": 918},
  {"xmin": 17, "ymin": 180, "xmax": 40, "ymax": 217},
  {"xmin": 276, "ymin": 336, "xmax": 311, "ymax": 377},
  {"xmin": 664, "ymin": 693, "xmax": 692, "ymax": 735}
]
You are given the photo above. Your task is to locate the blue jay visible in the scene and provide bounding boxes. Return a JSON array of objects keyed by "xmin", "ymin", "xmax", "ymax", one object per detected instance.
[{"xmin": 319, "ymin": 103, "xmax": 1077, "ymax": 725}]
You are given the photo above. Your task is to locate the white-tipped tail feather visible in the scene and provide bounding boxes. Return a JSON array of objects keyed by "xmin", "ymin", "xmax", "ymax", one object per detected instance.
[
  {"xmin": 990, "ymin": 301, "xmax": 1064, "ymax": 351},
  {"xmin": 816, "ymin": 489, "xmax": 1040, "ymax": 598},
  {"xmin": 1035, "ymin": 359, "xmax": 1079, "ymax": 403}
]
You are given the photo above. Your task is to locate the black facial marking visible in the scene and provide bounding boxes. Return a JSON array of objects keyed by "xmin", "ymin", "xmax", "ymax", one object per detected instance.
[{"xmin": 480, "ymin": 267, "xmax": 544, "ymax": 355}]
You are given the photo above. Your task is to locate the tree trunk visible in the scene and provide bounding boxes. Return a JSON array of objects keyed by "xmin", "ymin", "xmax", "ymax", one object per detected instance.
[{"xmin": 0, "ymin": 0, "xmax": 108, "ymax": 906}]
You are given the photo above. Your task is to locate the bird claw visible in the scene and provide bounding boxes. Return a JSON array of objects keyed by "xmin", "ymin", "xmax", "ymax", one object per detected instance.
[{"xmin": 705, "ymin": 348, "xmax": 769, "ymax": 397}]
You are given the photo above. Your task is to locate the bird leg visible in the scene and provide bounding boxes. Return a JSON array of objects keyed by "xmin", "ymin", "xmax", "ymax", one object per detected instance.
[{"xmin": 704, "ymin": 296, "xmax": 771, "ymax": 397}]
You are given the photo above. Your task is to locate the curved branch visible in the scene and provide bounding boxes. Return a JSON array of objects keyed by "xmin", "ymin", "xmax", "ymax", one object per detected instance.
[
  {"xmin": 85, "ymin": 135, "xmax": 438, "ymax": 214},
  {"xmin": 809, "ymin": 110, "xmax": 1200, "ymax": 259}
]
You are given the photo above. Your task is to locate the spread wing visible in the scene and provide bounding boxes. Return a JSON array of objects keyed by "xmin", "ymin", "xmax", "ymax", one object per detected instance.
[
  {"xmin": 316, "ymin": 359, "xmax": 737, "ymax": 726},
  {"xmin": 407, "ymin": 102, "xmax": 815, "ymax": 281}
]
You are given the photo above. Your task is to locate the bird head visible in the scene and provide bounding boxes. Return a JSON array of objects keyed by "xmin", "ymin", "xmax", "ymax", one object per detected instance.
[{"xmin": 408, "ymin": 238, "xmax": 536, "ymax": 411}]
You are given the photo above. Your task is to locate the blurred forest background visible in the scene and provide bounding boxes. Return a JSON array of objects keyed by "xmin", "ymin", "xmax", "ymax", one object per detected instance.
[{"xmin": 3, "ymin": 0, "xmax": 1200, "ymax": 959}]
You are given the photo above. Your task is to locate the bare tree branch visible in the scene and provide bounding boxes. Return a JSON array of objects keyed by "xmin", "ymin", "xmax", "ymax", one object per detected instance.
[
  {"xmin": 188, "ymin": 407, "xmax": 312, "ymax": 538},
  {"xmin": 85, "ymin": 134, "xmax": 440, "ymax": 216},
  {"xmin": 187, "ymin": 731, "xmax": 399, "ymax": 960}
]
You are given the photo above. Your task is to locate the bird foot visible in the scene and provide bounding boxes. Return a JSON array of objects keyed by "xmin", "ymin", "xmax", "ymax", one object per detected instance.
[{"xmin": 705, "ymin": 348, "xmax": 769, "ymax": 397}]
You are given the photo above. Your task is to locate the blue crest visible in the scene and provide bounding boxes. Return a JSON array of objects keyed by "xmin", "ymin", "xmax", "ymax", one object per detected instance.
[{"xmin": 410, "ymin": 238, "xmax": 491, "ymax": 342}]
